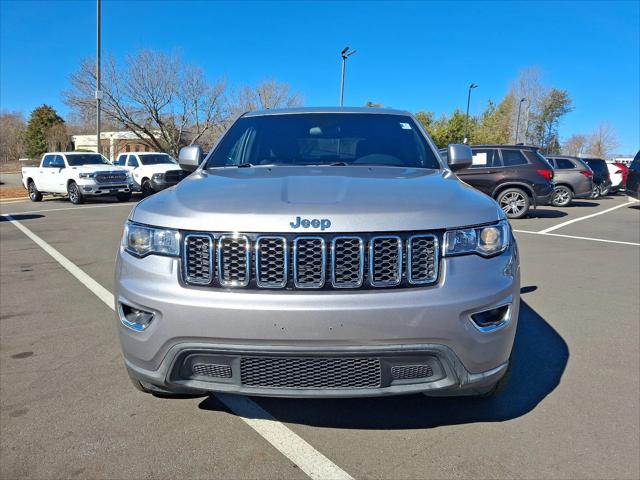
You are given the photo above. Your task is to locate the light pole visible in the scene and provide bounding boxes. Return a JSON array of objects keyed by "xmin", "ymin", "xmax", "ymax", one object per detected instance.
[
  {"xmin": 515, "ymin": 97, "xmax": 527, "ymax": 144},
  {"xmin": 339, "ymin": 46, "xmax": 356, "ymax": 107},
  {"xmin": 463, "ymin": 83, "xmax": 477, "ymax": 144},
  {"xmin": 96, "ymin": 0, "xmax": 101, "ymax": 155}
]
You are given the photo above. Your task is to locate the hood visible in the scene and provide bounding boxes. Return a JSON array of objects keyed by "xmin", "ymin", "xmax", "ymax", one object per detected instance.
[
  {"xmin": 71, "ymin": 165, "xmax": 127, "ymax": 173},
  {"xmin": 138, "ymin": 163, "xmax": 181, "ymax": 174},
  {"xmin": 131, "ymin": 166, "xmax": 502, "ymax": 232}
]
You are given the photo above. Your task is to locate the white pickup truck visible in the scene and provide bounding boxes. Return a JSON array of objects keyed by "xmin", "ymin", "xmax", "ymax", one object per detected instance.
[
  {"xmin": 114, "ymin": 152, "xmax": 186, "ymax": 196},
  {"xmin": 22, "ymin": 152, "xmax": 132, "ymax": 204}
]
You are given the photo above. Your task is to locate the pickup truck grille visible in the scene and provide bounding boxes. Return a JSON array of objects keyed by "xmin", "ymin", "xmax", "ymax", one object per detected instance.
[
  {"xmin": 163, "ymin": 169, "xmax": 186, "ymax": 183},
  {"xmin": 182, "ymin": 232, "xmax": 439, "ymax": 290},
  {"xmin": 95, "ymin": 171, "xmax": 128, "ymax": 184}
]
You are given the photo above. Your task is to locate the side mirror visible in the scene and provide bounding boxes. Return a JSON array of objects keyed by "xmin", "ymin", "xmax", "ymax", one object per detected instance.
[
  {"xmin": 178, "ymin": 145, "xmax": 203, "ymax": 172},
  {"xmin": 447, "ymin": 144, "xmax": 472, "ymax": 172}
]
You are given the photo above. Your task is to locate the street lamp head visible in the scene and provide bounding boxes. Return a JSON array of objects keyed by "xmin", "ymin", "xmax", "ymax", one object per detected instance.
[
  {"xmin": 341, "ymin": 47, "xmax": 350, "ymax": 55},
  {"xmin": 470, "ymin": 83, "xmax": 478, "ymax": 89},
  {"xmin": 520, "ymin": 97, "xmax": 527, "ymax": 103}
]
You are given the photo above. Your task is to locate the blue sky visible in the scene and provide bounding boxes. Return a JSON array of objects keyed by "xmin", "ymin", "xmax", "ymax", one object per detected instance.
[{"xmin": 1, "ymin": 0, "xmax": 638, "ymax": 153}]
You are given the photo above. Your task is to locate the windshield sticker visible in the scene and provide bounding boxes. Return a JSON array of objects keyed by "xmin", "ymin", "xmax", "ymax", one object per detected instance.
[
  {"xmin": 399, "ymin": 122, "xmax": 412, "ymax": 130},
  {"xmin": 472, "ymin": 152, "xmax": 487, "ymax": 165}
]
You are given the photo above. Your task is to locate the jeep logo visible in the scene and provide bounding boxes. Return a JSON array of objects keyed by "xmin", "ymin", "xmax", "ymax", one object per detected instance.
[{"xmin": 290, "ymin": 216, "xmax": 331, "ymax": 231}]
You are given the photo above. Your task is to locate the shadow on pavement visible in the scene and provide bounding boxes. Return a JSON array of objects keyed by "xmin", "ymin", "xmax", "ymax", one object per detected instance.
[
  {"xmin": 0, "ymin": 214, "xmax": 45, "ymax": 222},
  {"xmin": 570, "ymin": 201, "xmax": 599, "ymax": 207},
  {"xmin": 527, "ymin": 209, "xmax": 567, "ymax": 219},
  {"xmin": 198, "ymin": 294, "xmax": 569, "ymax": 429}
]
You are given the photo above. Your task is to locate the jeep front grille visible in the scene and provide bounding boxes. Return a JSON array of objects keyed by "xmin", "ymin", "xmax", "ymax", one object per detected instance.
[{"xmin": 181, "ymin": 232, "xmax": 439, "ymax": 290}]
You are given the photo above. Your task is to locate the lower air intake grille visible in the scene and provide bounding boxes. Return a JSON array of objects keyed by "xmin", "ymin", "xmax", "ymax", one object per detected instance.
[
  {"xmin": 391, "ymin": 364, "xmax": 434, "ymax": 380},
  {"xmin": 240, "ymin": 357, "xmax": 382, "ymax": 389},
  {"xmin": 192, "ymin": 363, "xmax": 232, "ymax": 378}
]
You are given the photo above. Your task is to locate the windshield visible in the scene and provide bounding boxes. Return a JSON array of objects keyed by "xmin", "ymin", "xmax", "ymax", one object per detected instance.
[
  {"xmin": 66, "ymin": 154, "xmax": 111, "ymax": 166},
  {"xmin": 204, "ymin": 113, "xmax": 441, "ymax": 169},
  {"xmin": 139, "ymin": 154, "xmax": 176, "ymax": 165}
]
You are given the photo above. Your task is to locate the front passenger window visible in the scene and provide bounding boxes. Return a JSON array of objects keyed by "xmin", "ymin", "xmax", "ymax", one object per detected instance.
[
  {"xmin": 470, "ymin": 149, "xmax": 501, "ymax": 169},
  {"xmin": 126, "ymin": 156, "xmax": 139, "ymax": 168}
]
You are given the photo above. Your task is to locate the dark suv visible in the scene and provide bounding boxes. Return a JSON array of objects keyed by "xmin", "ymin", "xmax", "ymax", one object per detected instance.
[
  {"xmin": 580, "ymin": 157, "xmax": 612, "ymax": 198},
  {"xmin": 545, "ymin": 155, "xmax": 594, "ymax": 206},
  {"xmin": 440, "ymin": 145, "xmax": 554, "ymax": 219},
  {"xmin": 626, "ymin": 151, "xmax": 640, "ymax": 200}
]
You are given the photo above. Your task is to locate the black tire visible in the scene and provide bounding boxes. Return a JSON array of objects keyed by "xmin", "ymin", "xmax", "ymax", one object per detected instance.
[
  {"xmin": 141, "ymin": 178, "xmax": 154, "ymax": 197},
  {"xmin": 27, "ymin": 181, "xmax": 43, "ymax": 202},
  {"xmin": 117, "ymin": 192, "xmax": 132, "ymax": 202},
  {"xmin": 497, "ymin": 188, "xmax": 530, "ymax": 219},
  {"xmin": 552, "ymin": 185, "xmax": 573, "ymax": 207},
  {"xmin": 67, "ymin": 181, "xmax": 84, "ymax": 204}
]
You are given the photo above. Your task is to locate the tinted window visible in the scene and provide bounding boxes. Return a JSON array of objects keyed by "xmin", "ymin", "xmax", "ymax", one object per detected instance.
[
  {"xmin": 52, "ymin": 155, "xmax": 65, "ymax": 167},
  {"xmin": 555, "ymin": 158, "xmax": 576, "ymax": 169},
  {"xmin": 470, "ymin": 149, "xmax": 501, "ymax": 168},
  {"xmin": 42, "ymin": 155, "xmax": 54, "ymax": 167},
  {"xmin": 501, "ymin": 149, "xmax": 528, "ymax": 167},
  {"xmin": 126, "ymin": 156, "xmax": 139, "ymax": 167},
  {"xmin": 66, "ymin": 154, "xmax": 110, "ymax": 166},
  {"xmin": 116, "ymin": 155, "xmax": 127, "ymax": 166},
  {"xmin": 205, "ymin": 113, "xmax": 441, "ymax": 169},
  {"xmin": 138, "ymin": 154, "xmax": 176, "ymax": 165}
]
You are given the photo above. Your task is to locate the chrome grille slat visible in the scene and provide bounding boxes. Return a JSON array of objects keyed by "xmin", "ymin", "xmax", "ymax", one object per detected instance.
[
  {"xmin": 331, "ymin": 236, "xmax": 364, "ymax": 288},
  {"xmin": 369, "ymin": 236, "xmax": 402, "ymax": 287},
  {"xmin": 293, "ymin": 237, "xmax": 326, "ymax": 288},
  {"xmin": 256, "ymin": 236, "xmax": 288, "ymax": 288},
  {"xmin": 218, "ymin": 235, "xmax": 250, "ymax": 287},
  {"xmin": 183, "ymin": 232, "xmax": 439, "ymax": 289},
  {"xmin": 407, "ymin": 234, "xmax": 439, "ymax": 284},
  {"xmin": 183, "ymin": 234, "xmax": 213, "ymax": 284}
]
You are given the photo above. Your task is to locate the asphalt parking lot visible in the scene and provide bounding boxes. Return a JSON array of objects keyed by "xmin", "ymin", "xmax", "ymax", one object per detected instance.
[{"xmin": 1, "ymin": 194, "xmax": 639, "ymax": 479}]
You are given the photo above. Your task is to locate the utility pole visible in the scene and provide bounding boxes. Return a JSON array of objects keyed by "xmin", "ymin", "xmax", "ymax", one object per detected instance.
[
  {"xmin": 515, "ymin": 97, "xmax": 527, "ymax": 144},
  {"xmin": 339, "ymin": 46, "xmax": 356, "ymax": 107},
  {"xmin": 96, "ymin": 0, "xmax": 101, "ymax": 155},
  {"xmin": 463, "ymin": 83, "xmax": 477, "ymax": 144}
]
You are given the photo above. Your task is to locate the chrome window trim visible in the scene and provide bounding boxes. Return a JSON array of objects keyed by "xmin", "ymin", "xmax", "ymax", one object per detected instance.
[
  {"xmin": 407, "ymin": 234, "xmax": 439, "ymax": 285},
  {"xmin": 255, "ymin": 236, "xmax": 288, "ymax": 289},
  {"xmin": 293, "ymin": 236, "xmax": 326, "ymax": 289},
  {"xmin": 369, "ymin": 235, "xmax": 403, "ymax": 287},
  {"xmin": 183, "ymin": 233, "xmax": 214, "ymax": 285},
  {"xmin": 331, "ymin": 236, "xmax": 364, "ymax": 288},
  {"xmin": 218, "ymin": 234, "xmax": 251, "ymax": 287}
]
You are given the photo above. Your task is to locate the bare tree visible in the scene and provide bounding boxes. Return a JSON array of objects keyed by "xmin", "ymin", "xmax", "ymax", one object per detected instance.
[
  {"xmin": 64, "ymin": 50, "xmax": 228, "ymax": 157},
  {"xmin": 586, "ymin": 123, "xmax": 619, "ymax": 158},
  {"xmin": 46, "ymin": 122, "xmax": 70, "ymax": 151},
  {"xmin": 509, "ymin": 67, "xmax": 546, "ymax": 144},
  {"xmin": 563, "ymin": 134, "xmax": 588, "ymax": 156},
  {"xmin": 232, "ymin": 79, "xmax": 302, "ymax": 114},
  {"xmin": 0, "ymin": 112, "xmax": 26, "ymax": 164}
]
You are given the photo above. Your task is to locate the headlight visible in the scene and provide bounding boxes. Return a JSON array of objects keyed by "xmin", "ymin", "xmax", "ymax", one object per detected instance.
[
  {"xmin": 152, "ymin": 173, "xmax": 165, "ymax": 180},
  {"xmin": 79, "ymin": 172, "xmax": 98, "ymax": 179},
  {"xmin": 123, "ymin": 222, "xmax": 180, "ymax": 257},
  {"xmin": 443, "ymin": 220, "xmax": 510, "ymax": 257}
]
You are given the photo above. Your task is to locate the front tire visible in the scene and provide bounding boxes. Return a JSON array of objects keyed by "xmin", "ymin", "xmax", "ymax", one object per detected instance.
[
  {"xmin": 599, "ymin": 184, "xmax": 611, "ymax": 197},
  {"xmin": 141, "ymin": 178, "xmax": 154, "ymax": 197},
  {"xmin": 590, "ymin": 186, "xmax": 600, "ymax": 199},
  {"xmin": 552, "ymin": 185, "xmax": 573, "ymax": 207},
  {"xmin": 67, "ymin": 181, "xmax": 84, "ymax": 204},
  {"xmin": 27, "ymin": 181, "xmax": 43, "ymax": 202},
  {"xmin": 497, "ymin": 188, "xmax": 530, "ymax": 219}
]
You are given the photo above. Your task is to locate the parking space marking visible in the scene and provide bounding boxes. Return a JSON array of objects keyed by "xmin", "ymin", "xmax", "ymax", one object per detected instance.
[
  {"xmin": 2, "ymin": 214, "xmax": 354, "ymax": 480},
  {"xmin": 2, "ymin": 202, "xmax": 133, "ymax": 217},
  {"xmin": 514, "ymin": 229, "xmax": 640, "ymax": 246},
  {"xmin": 538, "ymin": 202, "xmax": 634, "ymax": 233}
]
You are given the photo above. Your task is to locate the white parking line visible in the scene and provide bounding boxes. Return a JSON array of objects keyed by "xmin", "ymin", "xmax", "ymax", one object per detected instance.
[
  {"xmin": 2, "ymin": 214, "xmax": 354, "ymax": 480},
  {"xmin": 538, "ymin": 202, "xmax": 633, "ymax": 233},
  {"xmin": 1, "ymin": 202, "xmax": 133, "ymax": 217},
  {"xmin": 513, "ymin": 229, "xmax": 640, "ymax": 246}
]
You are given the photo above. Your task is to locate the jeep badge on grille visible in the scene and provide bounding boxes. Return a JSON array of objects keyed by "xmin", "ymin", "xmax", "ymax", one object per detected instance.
[{"xmin": 289, "ymin": 216, "xmax": 331, "ymax": 231}]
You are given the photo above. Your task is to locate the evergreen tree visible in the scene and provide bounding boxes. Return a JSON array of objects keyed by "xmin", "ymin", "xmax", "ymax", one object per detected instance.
[{"xmin": 24, "ymin": 105, "xmax": 65, "ymax": 158}]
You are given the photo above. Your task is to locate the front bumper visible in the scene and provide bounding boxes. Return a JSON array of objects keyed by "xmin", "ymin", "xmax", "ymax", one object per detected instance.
[
  {"xmin": 150, "ymin": 177, "xmax": 180, "ymax": 191},
  {"xmin": 116, "ymin": 245, "xmax": 520, "ymax": 398},
  {"xmin": 80, "ymin": 182, "xmax": 130, "ymax": 196}
]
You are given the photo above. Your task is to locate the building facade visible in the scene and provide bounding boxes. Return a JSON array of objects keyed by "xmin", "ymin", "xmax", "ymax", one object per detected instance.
[{"xmin": 71, "ymin": 131, "xmax": 156, "ymax": 161}]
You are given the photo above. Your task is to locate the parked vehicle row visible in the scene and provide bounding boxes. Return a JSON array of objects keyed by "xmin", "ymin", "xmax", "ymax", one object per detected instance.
[
  {"xmin": 22, "ymin": 151, "xmax": 186, "ymax": 204},
  {"xmin": 545, "ymin": 155, "xmax": 594, "ymax": 206}
]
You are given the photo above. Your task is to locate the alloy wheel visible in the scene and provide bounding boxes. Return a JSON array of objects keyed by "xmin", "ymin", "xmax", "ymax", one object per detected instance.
[{"xmin": 499, "ymin": 191, "xmax": 527, "ymax": 216}]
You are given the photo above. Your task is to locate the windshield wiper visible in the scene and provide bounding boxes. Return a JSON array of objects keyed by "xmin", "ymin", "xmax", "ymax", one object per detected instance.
[{"xmin": 236, "ymin": 163, "xmax": 254, "ymax": 168}]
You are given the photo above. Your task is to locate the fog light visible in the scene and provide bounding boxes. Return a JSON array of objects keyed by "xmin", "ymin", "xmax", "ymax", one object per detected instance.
[
  {"xmin": 120, "ymin": 303, "xmax": 154, "ymax": 331},
  {"xmin": 471, "ymin": 304, "xmax": 510, "ymax": 332}
]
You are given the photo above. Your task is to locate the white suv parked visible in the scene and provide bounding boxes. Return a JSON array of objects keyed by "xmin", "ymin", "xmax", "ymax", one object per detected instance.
[{"xmin": 115, "ymin": 152, "xmax": 185, "ymax": 196}]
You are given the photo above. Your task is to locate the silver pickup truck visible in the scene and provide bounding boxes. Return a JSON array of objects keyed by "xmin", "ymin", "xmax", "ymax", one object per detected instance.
[{"xmin": 115, "ymin": 107, "xmax": 520, "ymax": 398}]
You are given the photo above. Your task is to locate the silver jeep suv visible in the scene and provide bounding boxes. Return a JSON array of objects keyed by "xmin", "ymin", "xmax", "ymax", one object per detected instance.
[{"xmin": 115, "ymin": 107, "xmax": 520, "ymax": 398}]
